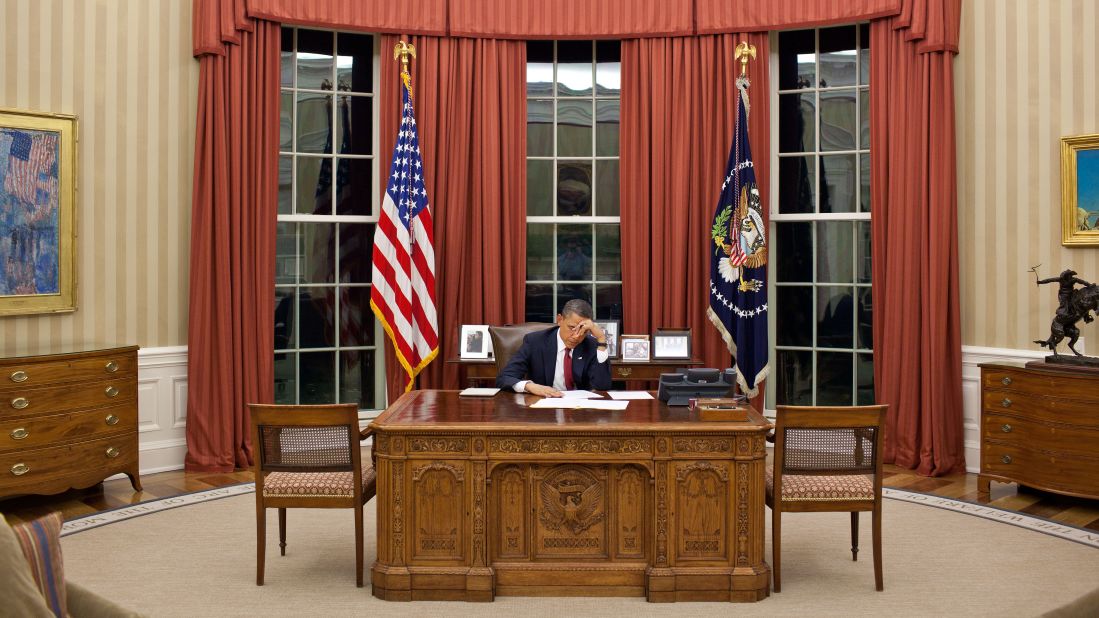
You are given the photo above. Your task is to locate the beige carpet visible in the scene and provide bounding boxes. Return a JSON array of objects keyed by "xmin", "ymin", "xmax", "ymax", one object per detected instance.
[{"xmin": 59, "ymin": 492, "xmax": 1099, "ymax": 617}]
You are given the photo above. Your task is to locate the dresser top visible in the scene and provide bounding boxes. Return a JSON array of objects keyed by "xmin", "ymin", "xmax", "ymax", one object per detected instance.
[{"xmin": 0, "ymin": 342, "xmax": 138, "ymax": 361}]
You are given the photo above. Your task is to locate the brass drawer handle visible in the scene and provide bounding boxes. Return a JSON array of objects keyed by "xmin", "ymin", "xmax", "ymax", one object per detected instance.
[
  {"xmin": 1001, "ymin": 398, "xmax": 1012, "ymax": 408},
  {"xmin": 11, "ymin": 463, "xmax": 29, "ymax": 476},
  {"xmin": 10, "ymin": 427, "xmax": 28, "ymax": 440},
  {"xmin": 1001, "ymin": 455, "xmax": 1013, "ymax": 464},
  {"xmin": 106, "ymin": 447, "xmax": 120, "ymax": 459},
  {"xmin": 11, "ymin": 397, "xmax": 29, "ymax": 410},
  {"xmin": 1001, "ymin": 424, "xmax": 1012, "ymax": 433},
  {"xmin": 1001, "ymin": 376, "xmax": 1012, "ymax": 385},
  {"xmin": 105, "ymin": 386, "xmax": 119, "ymax": 398},
  {"xmin": 105, "ymin": 361, "xmax": 119, "ymax": 373},
  {"xmin": 10, "ymin": 370, "xmax": 28, "ymax": 383},
  {"xmin": 105, "ymin": 414, "xmax": 119, "ymax": 426},
  {"xmin": 617, "ymin": 367, "xmax": 633, "ymax": 377}
]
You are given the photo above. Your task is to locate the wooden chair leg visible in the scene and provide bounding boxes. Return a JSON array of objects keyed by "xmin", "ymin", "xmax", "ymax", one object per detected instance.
[
  {"xmin": 772, "ymin": 506, "xmax": 781, "ymax": 593},
  {"xmin": 256, "ymin": 503, "xmax": 266, "ymax": 586},
  {"xmin": 355, "ymin": 503, "xmax": 365, "ymax": 588},
  {"xmin": 279, "ymin": 508, "xmax": 287, "ymax": 556},
  {"xmin": 850, "ymin": 512, "xmax": 860, "ymax": 561},
  {"xmin": 873, "ymin": 507, "xmax": 883, "ymax": 591}
]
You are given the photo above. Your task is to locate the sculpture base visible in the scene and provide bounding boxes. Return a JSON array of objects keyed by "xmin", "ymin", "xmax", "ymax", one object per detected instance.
[{"xmin": 1041, "ymin": 354, "xmax": 1099, "ymax": 367}]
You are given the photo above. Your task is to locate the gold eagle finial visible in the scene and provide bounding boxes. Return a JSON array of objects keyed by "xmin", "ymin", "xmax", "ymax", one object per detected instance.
[
  {"xmin": 393, "ymin": 41, "xmax": 417, "ymax": 74},
  {"xmin": 735, "ymin": 41, "xmax": 756, "ymax": 77}
]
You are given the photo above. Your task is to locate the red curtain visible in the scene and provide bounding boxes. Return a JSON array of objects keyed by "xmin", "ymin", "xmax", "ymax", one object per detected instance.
[
  {"xmin": 869, "ymin": 14, "xmax": 964, "ymax": 476},
  {"xmin": 695, "ymin": 0, "xmax": 902, "ymax": 33},
  {"xmin": 377, "ymin": 35, "xmax": 528, "ymax": 401},
  {"xmin": 620, "ymin": 33, "xmax": 771, "ymax": 387},
  {"xmin": 185, "ymin": 20, "xmax": 280, "ymax": 472}
]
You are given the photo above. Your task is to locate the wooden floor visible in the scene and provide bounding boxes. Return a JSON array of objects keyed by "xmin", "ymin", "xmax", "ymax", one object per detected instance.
[{"xmin": 2, "ymin": 464, "xmax": 1099, "ymax": 531}]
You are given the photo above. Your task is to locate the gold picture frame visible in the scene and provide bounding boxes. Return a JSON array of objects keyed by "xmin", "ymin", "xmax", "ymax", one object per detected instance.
[
  {"xmin": 1061, "ymin": 133, "xmax": 1099, "ymax": 246},
  {"xmin": 0, "ymin": 108, "xmax": 76, "ymax": 316}
]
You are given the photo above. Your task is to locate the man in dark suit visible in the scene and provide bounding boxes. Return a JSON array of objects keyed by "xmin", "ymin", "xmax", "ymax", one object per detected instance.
[{"xmin": 496, "ymin": 299, "xmax": 612, "ymax": 397}]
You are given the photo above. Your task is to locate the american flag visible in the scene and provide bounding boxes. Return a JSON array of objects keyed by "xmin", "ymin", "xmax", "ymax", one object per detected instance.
[
  {"xmin": 370, "ymin": 72, "xmax": 439, "ymax": 393},
  {"xmin": 4, "ymin": 131, "xmax": 58, "ymax": 204}
]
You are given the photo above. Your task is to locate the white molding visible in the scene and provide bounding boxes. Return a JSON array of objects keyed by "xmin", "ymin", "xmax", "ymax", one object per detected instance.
[{"xmin": 137, "ymin": 346, "xmax": 189, "ymax": 474}]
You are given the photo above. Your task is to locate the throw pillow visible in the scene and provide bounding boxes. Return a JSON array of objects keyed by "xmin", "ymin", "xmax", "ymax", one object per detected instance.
[
  {"xmin": 0, "ymin": 514, "xmax": 54, "ymax": 618},
  {"xmin": 10, "ymin": 512, "xmax": 68, "ymax": 618}
]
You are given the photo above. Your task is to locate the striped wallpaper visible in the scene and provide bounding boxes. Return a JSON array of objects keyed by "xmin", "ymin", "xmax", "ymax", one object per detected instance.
[
  {"xmin": 956, "ymin": 0, "xmax": 1099, "ymax": 350},
  {"xmin": 0, "ymin": 0, "xmax": 196, "ymax": 352}
]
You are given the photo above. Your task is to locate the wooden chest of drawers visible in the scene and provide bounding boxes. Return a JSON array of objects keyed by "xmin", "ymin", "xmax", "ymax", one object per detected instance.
[
  {"xmin": 0, "ymin": 344, "xmax": 141, "ymax": 499},
  {"xmin": 978, "ymin": 363, "xmax": 1099, "ymax": 500}
]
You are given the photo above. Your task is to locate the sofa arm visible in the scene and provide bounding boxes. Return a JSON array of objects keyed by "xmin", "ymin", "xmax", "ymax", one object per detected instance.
[{"xmin": 66, "ymin": 582, "xmax": 145, "ymax": 618}]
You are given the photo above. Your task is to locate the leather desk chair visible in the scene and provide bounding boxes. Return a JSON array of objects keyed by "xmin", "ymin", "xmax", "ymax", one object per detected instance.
[{"xmin": 488, "ymin": 323, "xmax": 555, "ymax": 375}]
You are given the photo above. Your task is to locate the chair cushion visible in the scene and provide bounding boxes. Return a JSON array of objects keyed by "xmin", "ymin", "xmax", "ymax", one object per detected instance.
[
  {"xmin": 766, "ymin": 466, "xmax": 875, "ymax": 502},
  {"xmin": 263, "ymin": 461, "xmax": 377, "ymax": 498},
  {"xmin": 0, "ymin": 514, "xmax": 54, "ymax": 617},
  {"xmin": 8, "ymin": 512, "xmax": 68, "ymax": 617}
]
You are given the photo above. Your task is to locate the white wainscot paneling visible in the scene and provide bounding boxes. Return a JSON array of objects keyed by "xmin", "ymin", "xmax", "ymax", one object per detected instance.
[
  {"xmin": 133, "ymin": 346, "xmax": 188, "ymax": 474},
  {"xmin": 960, "ymin": 346, "xmax": 1045, "ymax": 474}
]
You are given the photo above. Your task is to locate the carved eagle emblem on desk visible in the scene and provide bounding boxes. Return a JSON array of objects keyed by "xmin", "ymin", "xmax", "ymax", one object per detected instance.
[{"xmin": 539, "ymin": 478, "xmax": 604, "ymax": 535}]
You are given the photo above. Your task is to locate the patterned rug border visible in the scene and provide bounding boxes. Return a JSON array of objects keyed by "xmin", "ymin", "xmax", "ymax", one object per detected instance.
[
  {"xmin": 883, "ymin": 487, "xmax": 1099, "ymax": 550},
  {"xmin": 59, "ymin": 483, "xmax": 1099, "ymax": 550}
]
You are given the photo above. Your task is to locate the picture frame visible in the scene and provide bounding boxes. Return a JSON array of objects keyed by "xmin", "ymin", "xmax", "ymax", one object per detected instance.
[
  {"xmin": 619, "ymin": 334, "xmax": 651, "ymax": 362},
  {"xmin": 459, "ymin": 324, "xmax": 492, "ymax": 359},
  {"xmin": 0, "ymin": 108, "xmax": 77, "ymax": 316},
  {"xmin": 652, "ymin": 328, "xmax": 692, "ymax": 359},
  {"xmin": 595, "ymin": 320, "xmax": 620, "ymax": 358},
  {"xmin": 1061, "ymin": 133, "xmax": 1099, "ymax": 246}
]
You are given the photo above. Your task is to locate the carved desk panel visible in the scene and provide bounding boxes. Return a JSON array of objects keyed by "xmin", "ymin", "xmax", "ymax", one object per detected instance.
[{"xmin": 370, "ymin": 390, "xmax": 772, "ymax": 603}]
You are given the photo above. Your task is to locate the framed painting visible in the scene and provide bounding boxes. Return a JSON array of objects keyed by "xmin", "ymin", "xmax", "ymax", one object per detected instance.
[
  {"xmin": 0, "ymin": 108, "xmax": 76, "ymax": 316},
  {"xmin": 1061, "ymin": 133, "xmax": 1099, "ymax": 246}
]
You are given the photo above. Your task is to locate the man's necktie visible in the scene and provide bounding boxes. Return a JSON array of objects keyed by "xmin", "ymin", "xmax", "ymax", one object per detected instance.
[{"xmin": 563, "ymin": 349, "xmax": 574, "ymax": 390}]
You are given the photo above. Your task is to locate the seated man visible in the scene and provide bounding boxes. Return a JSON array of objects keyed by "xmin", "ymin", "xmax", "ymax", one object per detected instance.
[{"xmin": 496, "ymin": 299, "xmax": 613, "ymax": 397}]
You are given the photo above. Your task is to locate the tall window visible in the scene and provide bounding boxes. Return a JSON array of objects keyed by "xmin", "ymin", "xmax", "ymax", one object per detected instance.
[
  {"xmin": 769, "ymin": 25, "xmax": 873, "ymax": 407},
  {"xmin": 525, "ymin": 41, "xmax": 623, "ymax": 322},
  {"xmin": 275, "ymin": 28, "xmax": 385, "ymax": 410}
]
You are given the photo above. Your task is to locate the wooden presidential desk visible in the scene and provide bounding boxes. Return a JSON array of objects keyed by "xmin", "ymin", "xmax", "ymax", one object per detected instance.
[
  {"xmin": 369, "ymin": 390, "xmax": 772, "ymax": 603},
  {"xmin": 449, "ymin": 357, "xmax": 704, "ymax": 387}
]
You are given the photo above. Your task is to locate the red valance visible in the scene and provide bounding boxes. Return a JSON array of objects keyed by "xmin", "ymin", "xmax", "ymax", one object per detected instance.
[{"xmin": 194, "ymin": 0, "xmax": 961, "ymax": 56}]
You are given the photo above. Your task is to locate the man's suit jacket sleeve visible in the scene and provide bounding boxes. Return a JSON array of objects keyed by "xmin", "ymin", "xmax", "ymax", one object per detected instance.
[
  {"xmin": 496, "ymin": 336, "xmax": 535, "ymax": 390},
  {"xmin": 585, "ymin": 343, "xmax": 613, "ymax": 391}
]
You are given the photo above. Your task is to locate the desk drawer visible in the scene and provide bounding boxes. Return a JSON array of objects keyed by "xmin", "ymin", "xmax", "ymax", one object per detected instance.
[
  {"xmin": 0, "ymin": 377, "xmax": 135, "ymax": 418},
  {"xmin": 983, "ymin": 413, "xmax": 1099, "ymax": 458},
  {"xmin": 0, "ymin": 353, "xmax": 136, "ymax": 388},
  {"xmin": 0, "ymin": 404, "xmax": 136, "ymax": 453},
  {"xmin": 982, "ymin": 389, "xmax": 1099, "ymax": 428},
  {"xmin": 0, "ymin": 434, "xmax": 137, "ymax": 496},
  {"xmin": 981, "ymin": 442, "xmax": 1099, "ymax": 498}
]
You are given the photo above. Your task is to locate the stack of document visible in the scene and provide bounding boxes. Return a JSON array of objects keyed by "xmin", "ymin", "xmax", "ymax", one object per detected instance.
[
  {"xmin": 530, "ymin": 396, "xmax": 629, "ymax": 410},
  {"xmin": 459, "ymin": 387, "xmax": 500, "ymax": 396}
]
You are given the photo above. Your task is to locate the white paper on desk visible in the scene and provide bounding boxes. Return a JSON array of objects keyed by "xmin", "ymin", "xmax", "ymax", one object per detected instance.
[
  {"xmin": 560, "ymin": 389, "xmax": 603, "ymax": 399},
  {"xmin": 530, "ymin": 398, "xmax": 629, "ymax": 410},
  {"xmin": 606, "ymin": 391, "xmax": 653, "ymax": 400},
  {"xmin": 459, "ymin": 387, "xmax": 500, "ymax": 397}
]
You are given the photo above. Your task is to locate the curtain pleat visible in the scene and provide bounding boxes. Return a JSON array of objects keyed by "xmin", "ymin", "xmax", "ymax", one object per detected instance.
[
  {"xmin": 184, "ymin": 21, "xmax": 279, "ymax": 472},
  {"xmin": 695, "ymin": 0, "xmax": 902, "ymax": 34}
]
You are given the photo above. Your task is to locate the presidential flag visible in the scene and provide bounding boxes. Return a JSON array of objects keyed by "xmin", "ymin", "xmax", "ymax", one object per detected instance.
[
  {"xmin": 706, "ymin": 75, "xmax": 769, "ymax": 397},
  {"xmin": 370, "ymin": 68, "xmax": 439, "ymax": 393}
]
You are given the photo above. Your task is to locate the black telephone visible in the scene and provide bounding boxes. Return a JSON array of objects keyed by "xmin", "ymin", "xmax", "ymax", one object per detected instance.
[{"xmin": 657, "ymin": 368, "xmax": 737, "ymax": 406}]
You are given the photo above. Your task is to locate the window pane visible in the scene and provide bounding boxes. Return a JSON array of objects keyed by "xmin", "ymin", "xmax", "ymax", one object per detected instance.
[
  {"xmin": 819, "ymin": 26, "xmax": 856, "ymax": 88},
  {"xmin": 335, "ymin": 96, "xmax": 373, "ymax": 156},
  {"xmin": 525, "ymin": 283, "xmax": 554, "ymax": 322},
  {"xmin": 776, "ymin": 349, "xmax": 812, "ymax": 405},
  {"xmin": 859, "ymin": 24, "xmax": 871, "ymax": 86},
  {"xmin": 301, "ymin": 222, "xmax": 335, "ymax": 283},
  {"xmin": 816, "ymin": 351, "xmax": 853, "ymax": 405},
  {"xmin": 775, "ymin": 222, "xmax": 812, "ymax": 282},
  {"xmin": 299, "ymin": 351, "xmax": 335, "ymax": 404},
  {"xmin": 527, "ymin": 41, "xmax": 554, "ymax": 97},
  {"xmin": 557, "ymin": 99, "xmax": 592, "ymax": 157},
  {"xmin": 276, "ymin": 222, "xmax": 298, "ymax": 283},
  {"xmin": 557, "ymin": 224, "xmax": 593, "ymax": 281},
  {"xmin": 527, "ymin": 99, "xmax": 553, "ymax": 156},
  {"xmin": 296, "ymin": 30, "xmax": 334, "ymax": 91},
  {"xmin": 274, "ymin": 352, "xmax": 296, "ymax": 403},
  {"xmin": 595, "ymin": 284, "xmax": 622, "ymax": 320},
  {"xmin": 339, "ymin": 223, "xmax": 373, "ymax": 283},
  {"xmin": 274, "ymin": 287, "xmax": 296, "ymax": 349},
  {"xmin": 857, "ymin": 353, "xmax": 874, "ymax": 404},
  {"xmin": 527, "ymin": 159, "xmax": 553, "ymax": 216},
  {"xmin": 297, "ymin": 92, "xmax": 332, "ymax": 154},
  {"xmin": 860, "ymin": 152, "xmax": 871, "ymax": 212},
  {"xmin": 278, "ymin": 156, "xmax": 293, "ymax": 215},
  {"xmin": 595, "ymin": 41, "xmax": 621, "ymax": 95},
  {"xmin": 779, "ymin": 93, "xmax": 815, "ymax": 153},
  {"xmin": 778, "ymin": 29, "xmax": 815, "ymax": 90},
  {"xmin": 280, "ymin": 28, "xmax": 294, "ymax": 87},
  {"xmin": 778, "ymin": 156, "xmax": 815, "ymax": 214},
  {"xmin": 820, "ymin": 90, "xmax": 856, "ymax": 151},
  {"xmin": 296, "ymin": 156, "xmax": 329, "ymax": 214},
  {"xmin": 557, "ymin": 283, "xmax": 593, "ymax": 309},
  {"xmin": 595, "ymin": 224, "xmax": 621, "ymax": 281},
  {"xmin": 340, "ymin": 286, "xmax": 375, "ymax": 347},
  {"xmin": 859, "ymin": 89, "xmax": 869, "ymax": 149},
  {"xmin": 336, "ymin": 32, "xmax": 373, "ymax": 94},
  {"xmin": 857, "ymin": 221, "xmax": 871, "ymax": 283},
  {"xmin": 857, "ymin": 286, "xmax": 873, "ymax": 349},
  {"xmin": 299, "ymin": 288, "xmax": 336, "ymax": 348},
  {"xmin": 280, "ymin": 91, "xmax": 293, "ymax": 150},
  {"xmin": 817, "ymin": 221, "xmax": 853, "ymax": 283},
  {"xmin": 819, "ymin": 154, "xmax": 857, "ymax": 213},
  {"xmin": 557, "ymin": 40, "xmax": 593, "ymax": 96},
  {"xmin": 526, "ymin": 223, "xmax": 554, "ymax": 280},
  {"xmin": 339, "ymin": 349, "xmax": 376, "ymax": 408},
  {"xmin": 596, "ymin": 100, "xmax": 619, "ymax": 156},
  {"xmin": 595, "ymin": 159, "xmax": 619, "ymax": 216},
  {"xmin": 335, "ymin": 158, "xmax": 371, "ymax": 216},
  {"xmin": 817, "ymin": 286, "xmax": 853, "ymax": 349},
  {"xmin": 557, "ymin": 161, "xmax": 592, "ymax": 216},
  {"xmin": 776, "ymin": 286, "xmax": 812, "ymax": 346}
]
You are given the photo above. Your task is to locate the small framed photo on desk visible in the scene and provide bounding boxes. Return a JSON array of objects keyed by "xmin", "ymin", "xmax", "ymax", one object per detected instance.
[
  {"xmin": 595, "ymin": 320, "xmax": 620, "ymax": 358},
  {"xmin": 459, "ymin": 324, "xmax": 491, "ymax": 359},
  {"xmin": 652, "ymin": 328, "xmax": 691, "ymax": 359},
  {"xmin": 620, "ymin": 334, "xmax": 651, "ymax": 362}
]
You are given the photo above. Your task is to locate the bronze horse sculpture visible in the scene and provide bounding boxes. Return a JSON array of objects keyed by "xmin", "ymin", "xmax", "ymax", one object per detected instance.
[{"xmin": 1034, "ymin": 270, "xmax": 1099, "ymax": 356}]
